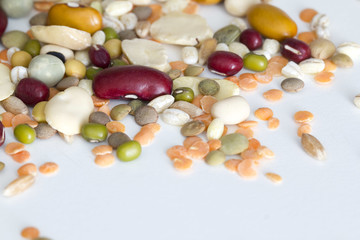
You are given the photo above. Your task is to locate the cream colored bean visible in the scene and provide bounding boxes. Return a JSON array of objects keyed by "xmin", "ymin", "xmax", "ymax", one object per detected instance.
[
  {"xmin": 10, "ymin": 66, "xmax": 28, "ymax": 85},
  {"xmin": 148, "ymin": 95, "xmax": 175, "ymax": 113},
  {"xmin": 225, "ymin": 0, "xmax": 261, "ymax": 17},
  {"xmin": 299, "ymin": 58, "xmax": 325, "ymax": 74},
  {"xmin": 78, "ymin": 79, "xmax": 93, "ymax": 96},
  {"xmin": 75, "ymin": 50, "xmax": 91, "ymax": 67},
  {"xmin": 182, "ymin": 46, "xmax": 198, "ymax": 65},
  {"xmin": 102, "ymin": 15, "xmax": 125, "ymax": 33},
  {"xmin": 207, "ymin": 118, "xmax": 224, "ymax": 140},
  {"xmin": 91, "ymin": 30, "xmax": 106, "ymax": 45},
  {"xmin": 229, "ymin": 42, "xmax": 250, "ymax": 57},
  {"xmin": 336, "ymin": 42, "xmax": 360, "ymax": 61},
  {"xmin": 281, "ymin": 61, "xmax": 304, "ymax": 79},
  {"xmin": 40, "ymin": 44, "xmax": 75, "ymax": 60},
  {"xmin": 163, "ymin": 0, "xmax": 189, "ymax": 13},
  {"xmin": 120, "ymin": 13, "xmax": 138, "ymax": 30},
  {"xmin": 0, "ymin": 64, "xmax": 15, "ymax": 101},
  {"xmin": 353, "ymin": 94, "xmax": 360, "ymax": 109},
  {"xmin": 230, "ymin": 18, "xmax": 247, "ymax": 31},
  {"xmin": 105, "ymin": 1, "xmax": 133, "ymax": 18},
  {"xmin": 215, "ymin": 43, "xmax": 229, "ymax": 52},
  {"xmin": 135, "ymin": 21, "xmax": 151, "ymax": 38},
  {"xmin": 253, "ymin": 50, "xmax": 271, "ymax": 60},
  {"xmin": 129, "ymin": 0, "xmax": 151, "ymax": 5},
  {"xmin": 262, "ymin": 39, "xmax": 280, "ymax": 55}
]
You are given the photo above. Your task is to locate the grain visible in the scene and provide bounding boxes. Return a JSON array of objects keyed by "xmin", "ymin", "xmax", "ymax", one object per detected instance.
[
  {"xmin": 265, "ymin": 172, "xmax": 283, "ymax": 184},
  {"xmin": 3, "ymin": 175, "xmax": 35, "ymax": 197},
  {"xmin": 301, "ymin": 133, "xmax": 326, "ymax": 160}
]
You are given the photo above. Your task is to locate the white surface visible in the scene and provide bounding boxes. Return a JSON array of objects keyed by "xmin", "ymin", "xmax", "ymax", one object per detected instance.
[{"xmin": 1, "ymin": 0, "xmax": 360, "ymax": 239}]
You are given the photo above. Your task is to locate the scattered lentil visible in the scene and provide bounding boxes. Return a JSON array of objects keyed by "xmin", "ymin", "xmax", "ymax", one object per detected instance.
[{"xmin": 39, "ymin": 162, "xmax": 59, "ymax": 175}]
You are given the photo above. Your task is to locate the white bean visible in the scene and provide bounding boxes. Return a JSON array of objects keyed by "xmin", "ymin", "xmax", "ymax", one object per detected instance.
[
  {"xmin": 120, "ymin": 13, "xmax": 138, "ymax": 30},
  {"xmin": 91, "ymin": 30, "xmax": 106, "ymax": 45},
  {"xmin": 161, "ymin": 109, "xmax": 190, "ymax": 126},
  {"xmin": 182, "ymin": 47, "xmax": 198, "ymax": 65},
  {"xmin": 10, "ymin": 66, "xmax": 28, "ymax": 85}
]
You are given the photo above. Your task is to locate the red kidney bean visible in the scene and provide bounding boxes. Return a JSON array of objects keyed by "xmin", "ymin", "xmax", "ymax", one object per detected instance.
[
  {"xmin": 207, "ymin": 51, "xmax": 243, "ymax": 76},
  {"xmin": 281, "ymin": 38, "xmax": 311, "ymax": 63},
  {"xmin": 0, "ymin": 8, "xmax": 7, "ymax": 38},
  {"xmin": 15, "ymin": 78, "xmax": 50, "ymax": 106},
  {"xmin": 0, "ymin": 121, "xmax": 5, "ymax": 147},
  {"xmin": 89, "ymin": 44, "xmax": 111, "ymax": 68},
  {"xmin": 239, "ymin": 29, "xmax": 263, "ymax": 51},
  {"xmin": 93, "ymin": 65, "xmax": 173, "ymax": 101}
]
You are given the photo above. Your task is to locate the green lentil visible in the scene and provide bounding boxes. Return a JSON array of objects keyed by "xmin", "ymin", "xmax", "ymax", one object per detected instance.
[
  {"xmin": 220, "ymin": 133, "xmax": 249, "ymax": 155},
  {"xmin": 14, "ymin": 124, "xmax": 36, "ymax": 144},
  {"xmin": 23, "ymin": 39, "xmax": 41, "ymax": 57},
  {"xmin": 205, "ymin": 150, "xmax": 226, "ymax": 166},
  {"xmin": 198, "ymin": 79, "xmax": 220, "ymax": 96},
  {"xmin": 172, "ymin": 87, "xmax": 194, "ymax": 102},
  {"xmin": 116, "ymin": 140, "xmax": 142, "ymax": 162}
]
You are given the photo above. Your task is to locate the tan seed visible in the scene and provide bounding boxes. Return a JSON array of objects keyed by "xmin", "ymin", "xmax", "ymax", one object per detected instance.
[
  {"xmin": 0, "ymin": 161, "xmax": 4, "ymax": 172},
  {"xmin": 184, "ymin": 65, "xmax": 204, "ymax": 77},
  {"xmin": 3, "ymin": 175, "xmax": 35, "ymax": 197},
  {"xmin": 180, "ymin": 120, "xmax": 205, "ymax": 136},
  {"xmin": 301, "ymin": 133, "xmax": 326, "ymax": 160},
  {"xmin": 265, "ymin": 172, "xmax": 283, "ymax": 184}
]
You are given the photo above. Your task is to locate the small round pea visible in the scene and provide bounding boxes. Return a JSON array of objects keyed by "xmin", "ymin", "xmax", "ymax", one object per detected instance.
[
  {"xmin": 111, "ymin": 59, "xmax": 128, "ymax": 67},
  {"xmin": 86, "ymin": 66, "xmax": 103, "ymax": 80},
  {"xmin": 23, "ymin": 39, "xmax": 41, "ymax": 57},
  {"xmin": 198, "ymin": 79, "xmax": 220, "ymax": 96},
  {"xmin": 205, "ymin": 150, "xmax": 226, "ymax": 166},
  {"xmin": 65, "ymin": 59, "xmax": 86, "ymax": 79},
  {"xmin": 103, "ymin": 27, "xmax": 118, "ymax": 41},
  {"xmin": 243, "ymin": 53, "xmax": 268, "ymax": 72},
  {"xmin": 116, "ymin": 140, "xmax": 141, "ymax": 162},
  {"xmin": 11, "ymin": 51, "xmax": 32, "ymax": 67},
  {"xmin": 104, "ymin": 39, "xmax": 122, "ymax": 59},
  {"xmin": 172, "ymin": 87, "xmax": 194, "ymax": 102},
  {"xmin": 81, "ymin": 123, "xmax": 108, "ymax": 143},
  {"xmin": 14, "ymin": 124, "xmax": 36, "ymax": 144}
]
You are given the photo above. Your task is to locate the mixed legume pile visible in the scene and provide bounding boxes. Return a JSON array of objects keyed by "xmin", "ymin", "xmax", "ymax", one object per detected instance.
[{"xmin": 0, "ymin": 0, "xmax": 360, "ymax": 237}]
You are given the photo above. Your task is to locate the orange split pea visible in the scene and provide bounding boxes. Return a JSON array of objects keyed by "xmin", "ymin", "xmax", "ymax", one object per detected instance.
[
  {"xmin": 183, "ymin": 1, "xmax": 199, "ymax": 14},
  {"xmin": 263, "ymin": 89, "xmax": 283, "ymax": 101},
  {"xmin": 297, "ymin": 123, "xmax": 312, "ymax": 137},
  {"xmin": 11, "ymin": 114, "xmax": 36, "ymax": 128},
  {"xmin": 237, "ymin": 159, "xmax": 257, "ymax": 179},
  {"xmin": 92, "ymin": 145, "xmax": 113, "ymax": 155},
  {"xmin": 167, "ymin": 145, "xmax": 188, "ymax": 159},
  {"xmin": 268, "ymin": 117, "xmax": 280, "ymax": 130},
  {"xmin": 257, "ymin": 146, "xmax": 275, "ymax": 159},
  {"xmin": 192, "ymin": 94, "xmax": 204, "ymax": 108},
  {"xmin": 323, "ymin": 59, "xmax": 337, "ymax": 72},
  {"xmin": 299, "ymin": 8, "xmax": 318, "ymax": 23},
  {"xmin": 294, "ymin": 111, "xmax": 314, "ymax": 123},
  {"xmin": 193, "ymin": 113, "xmax": 213, "ymax": 129},
  {"xmin": 11, "ymin": 150, "xmax": 31, "ymax": 164},
  {"xmin": 254, "ymin": 71, "xmax": 273, "ymax": 84},
  {"xmin": 247, "ymin": 138, "xmax": 261, "ymax": 150},
  {"xmin": 17, "ymin": 163, "xmax": 37, "ymax": 176},
  {"xmin": 94, "ymin": 154, "xmax": 115, "ymax": 167},
  {"xmin": 92, "ymin": 95, "xmax": 110, "ymax": 107},
  {"xmin": 237, "ymin": 120, "xmax": 258, "ymax": 128},
  {"xmin": 5, "ymin": 142, "xmax": 25, "ymax": 155},
  {"xmin": 254, "ymin": 107, "xmax": 273, "ymax": 121},
  {"xmin": 106, "ymin": 121, "xmax": 125, "ymax": 133},
  {"xmin": 314, "ymin": 71, "xmax": 334, "ymax": 84},
  {"xmin": 21, "ymin": 226, "xmax": 40, "ymax": 239},
  {"xmin": 133, "ymin": 123, "xmax": 161, "ymax": 146},
  {"xmin": 148, "ymin": 4, "xmax": 162, "ymax": 23},
  {"xmin": 1, "ymin": 112, "xmax": 15, "ymax": 127},
  {"xmin": 98, "ymin": 104, "xmax": 111, "ymax": 116},
  {"xmin": 224, "ymin": 76, "xmax": 239, "ymax": 86},
  {"xmin": 183, "ymin": 136, "xmax": 202, "ymax": 149},
  {"xmin": 173, "ymin": 157, "xmax": 193, "ymax": 170},
  {"xmin": 186, "ymin": 140, "xmax": 209, "ymax": 160},
  {"xmin": 200, "ymin": 95, "xmax": 217, "ymax": 113},
  {"xmin": 39, "ymin": 162, "xmax": 59, "ymax": 175},
  {"xmin": 224, "ymin": 159, "xmax": 242, "ymax": 172},
  {"xmin": 297, "ymin": 31, "xmax": 317, "ymax": 44},
  {"xmin": 169, "ymin": 61, "xmax": 188, "ymax": 72},
  {"xmin": 235, "ymin": 127, "xmax": 254, "ymax": 139},
  {"xmin": 207, "ymin": 139, "xmax": 221, "ymax": 151},
  {"xmin": 238, "ymin": 73, "xmax": 258, "ymax": 91}
]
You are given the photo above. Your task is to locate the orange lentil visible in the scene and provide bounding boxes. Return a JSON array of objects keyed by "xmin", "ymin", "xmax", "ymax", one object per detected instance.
[
  {"xmin": 142, "ymin": 122, "xmax": 161, "ymax": 133},
  {"xmin": 294, "ymin": 111, "xmax": 314, "ymax": 123},
  {"xmin": 222, "ymin": 125, "xmax": 228, "ymax": 137},
  {"xmin": 263, "ymin": 89, "xmax": 283, "ymax": 101},
  {"xmin": 314, "ymin": 71, "xmax": 334, "ymax": 84},
  {"xmin": 241, "ymin": 149, "xmax": 262, "ymax": 161},
  {"xmin": 0, "ymin": 49, "xmax": 11, "ymax": 68},
  {"xmin": 186, "ymin": 140, "xmax": 210, "ymax": 160},
  {"xmin": 224, "ymin": 159, "xmax": 242, "ymax": 172},
  {"xmin": 237, "ymin": 120, "xmax": 258, "ymax": 128},
  {"xmin": 193, "ymin": 113, "xmax": 213, "ymax": 129},
  {"xmin": 239, "ymin": 73, "xmax": 256, "ymax": 80},
  {"xmin": 238, "ymin": 77, "xmax": 258, "ymax": 91},
  {"xmin": 98, "ymin": 104, "xmax": 111, "ymax": 116},
  {"xmin": 21, "ymin": 226, "xmax": 40, "ymax": 239},
  {"xmin": 207, "ymin": 139, "xmax": 221, "ymax": 151},
  {"xmin": 235, "ymin": 127, "xmax": 254, "ymax": 139},
  {"xmin": 133, "ymin": 128, "xmax": 155, "ymax": 146},
  {"xmin": 92, "ymin": 145, "xmax": 113, "ymax": 155},
  {"xmin": 48, "ymin": 88, "xmax": 59, "ymax": 100},
  {"xmin": 183, "ymin": 1, "xmax": 199, "ymax": 14},
  {"xmin": 11, "ymin": 150, "xmax": 31, "ymax": 164},
  {"xmin": 173, "ymin": 157, "xmax": 193, "ymax": 170},
  {"xmin": 183, "ymin": 136, "xmax": 202, "ymax": 149},
  {"xmin": 169, "ymin": 61, "xmax": 188, "ymax": 72},
  {"xmin": 237, "ymin": 159, "xmax": 257, "ymax": 179},
  {"xmin": 254, "ymin": 71, "xmax": 273, "ymax": 84},
  {"xmin": 224, "ymin": 76, "xmax": 239, "ymax": 86},
  {"xmin": 39, "ymin": 162, "xmax": 59, "ymax": 175},
  {"xmin": 17, "ymin": 163, "xmax": 37, "ymax": 177},
  {"xmin": 34, "ymin": 1, "xmax": 55, "ymax": 11},
  {"xmin": 94, "ymin": 154, "xmax": 115, "ymax": 167},
  {"xmin": 268, "ymin": 117, "xmax": 280, "ymax": 130},
  {"xmin": 106, "ymin": 121, "xmax": 125, "ymax": 133},
  {"xmin": 323, "ymin": 59, "xmax": 337, "ymax": 72},
  {"xmin": 1, "ymin": 112, "xmax": 15, "ymax": 127},
  {"xmin": 254, "ymin": 107, "xmax": 273, "ymax": 121},
  {"xmin": 265, "ymin": 62, "xmax": 283, "ymax": 77},
  {"xmin": 268, "ymin": 56, "xmax": 288, "ymax": 66},
  {"xmin": 297, "ymin": 31, "xmax": 317, "ymax": 44},
  {"xmin": 299, "ymin": 8, "xmax": 318, "ymax": 23},
  {"xmin": 148, "ymin": 4, "xmax": 162, "ymax": 23},
  {"xmin": 192, "ymin": 94, "xmax": 204, "ymax": 108},
  {"xmin": 247, "ymin": 138, "xmax": 261, "ymax": 150},
  {"xmin": 297, "ymin": 123, "xmax": 312, "ymax": 137},
  {"xmin": 11, "ymin": 114, "xmax": 33, "ymax": 128},
  {"xmin": 91, "ymin": 95, "xmax": 110, "ymax": 107},
  {"xmin": 5, "ymin": 142, "xmax": 26, "ymax": 155},
  {"xmin": 200, "ymin": 95, "xmax": 217, "ymax": 114},
  {"xmin": 167, "ymin": 145, "xmax": 188, "ymax": 160},
  {"xmin": 257, "ymin": 146, "xmax": 275, "ymax": 159},
  {"xmin": 26, "ymin": 29, "xmax": 34, "ymax": 39}
]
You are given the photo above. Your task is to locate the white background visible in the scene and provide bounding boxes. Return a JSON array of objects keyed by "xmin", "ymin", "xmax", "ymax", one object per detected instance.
[{"xmin": 1, "ymin": 0, "xmax": 360, "ymax": 239}]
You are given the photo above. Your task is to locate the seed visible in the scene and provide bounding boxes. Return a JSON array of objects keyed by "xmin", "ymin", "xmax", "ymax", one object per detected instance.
[
  {"xmin": 198, "ymin": 38, "xmax": 217, "ymax": 65},
  {"xmin": 254, "ymin": 107, "xmax": 273, "ymax": 121},
  {"xmin": 81, "ymin": 123, "xmax": 108, "ymax": 142},
  {"xmin": 281, "ymin": 38, "xmax": 311, "ymax": 63},
  {"xmin": 5, "ymin": 142, "xmax": 25, "ymax": 155},
  {"xmin": 257, "ymin": 146, "xmax": 275, "ymax": 159},
  {"xmin": 184, "ymin": 65, "xmax": 204, "ymax": 77},
  {"xmin": 299, "ymin": 8, "xmax": 318, "ymax": 23},
  {"xmin": 301, "ymin": 133, "xmax": 326, "ymax": 160},
  {"xmin": 309, "ymin": 38, "xmax": 336, "ymax": 59},
  {"xmin": 205, "ymin": 150, "xmax": 226, "ymax": 166},
  {"xmin": 94, "ymin": 154, "xmax": 115, "ymax": 167},
  {"xmin": 263, "ymin": 89, "xmax": 283, "ymax": 101},
  {"xmin": 128, "ymin": 100, "xmax": 146, "ymax": 116},
  {"xmin": 169, "ymin": 61, "xmax": 188, "ymax": 72},
  {"xmin": 213, "ymin": 24, "xmax": 241, "ymax": 45},
  {"xmin": 3, "ymin": 175, "xmax": 35, "ymax": 197},
  {"xmin": 116, "ymin": 140, "xmax": 142, "ymax": 162},
  {"xmin": 39, "ymin": 162, "xmax": 59, "ymax": 175},
  {"xmin": 148, "ymin": 95, "xmax": 175, "ymax": 113},
  {"xmin": 198, "ymin": 79, "xmax": 220, "ymax": 96},
  {"xmin": 297, "ymin": 124, "xmax": 312, "ymax": 137},
  {"xmin": 207, "ymin": 51, "xmax": 243, "ymax": 76},
  {"xmin": 0, "ymin": 161, "xmax": 4, "ymax": 172},
  {"xmin": 106, "ymin": 121, "xmax": 125, "ymax": 134},
  {"xmin": 220, "ymin": 133, "xmax": 249, "ymax": 155},
  {"xmin": 281, "ymin": 78, "xmax": 304, "ymax": 92},
  {"xmin": 172, "ymin": 87, "xmax": 194, "ymax": 102},
  {"xmin": 168, "ymin": 69, "xmax": 182, "ymax": 80},
  {"xmin": 17, "ymin": 163, "xmax": 37, "ymax": 176},
  {"xmin": 265, "ymin": 172, "xmax": 283, "ymax": 184},
  {"xmin": 182, "ymin": 46, "xmax": 198, "ymax": 65},
  {"xmin": 21, "ymin": 226, "xmax": 40, "ymax": 239},
  {"xmin": 238, "ymin": 75, "xmax": 258, "ymax": 91},
  {"xmin": 239, "ymin": 29, "xmax": 263, "ymax": 51},
  {"xmin": 11, "ymin": 114, "xmax": 33, "ymax": 129},
  {"xmin": 243, "ymin": 53, "xmax": 268, "ymax": 72},
  {"xmin": 206, "ymin": 118, "xmax": 224, "ymax": 140},
  {"xmin": 1, "ymin": 112, "xmax": 15, "ymax": 127},
  {"xmin": 241, "ymin": 149, "xmax": 262, "ymax": 161},
  {"xmin": 107, "ymin": 132, "xmax": 131, "ymax": 149},
  {"xmin": 35, "ymin": 123, "xmax": 57, "ymax": 139},
  {"xmin": 134, "ymin": 123, "xmax": 161, "ymax": 146},
  {"xmin": 110, "ymin": 104, "xmax": 132, "ymax": 121},
  {"xmin": 294, "ymin": 111, "xmax": 314, "ymax": 123},
  {"xmin": 331, "ymin": 53, "xmax": 353, "ymax": 68},
  {"xmin": 161, "ymin": 108, "xmax": 190, "ymax": 126},
  {"xmin": 1, "ymin": 96, "xmax": 29, "ymax": 115},
  {"xmin": 247, "ymin": 138, "xmax": 261, "ymax": 150},
  {"xmin": 268, "ymin": 117, "xmax": 280, "ymax": 130},
  {"xmin": 134, "ymin": 105, "xmax": 158, "ymax": 126},
  {"xmin": 11, "ymin": 150, "xmax": 31, "ymax": 164},
  {"xmin": 181, "ymin": 120, "xmax": 205, "ymax": 137}
]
